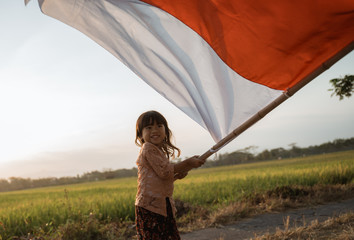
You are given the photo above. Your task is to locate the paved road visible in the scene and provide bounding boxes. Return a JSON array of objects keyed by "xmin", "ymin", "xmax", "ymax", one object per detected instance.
[{"xmin": 181, "ymin": 198, "xmax": 354, "ymax": 240}]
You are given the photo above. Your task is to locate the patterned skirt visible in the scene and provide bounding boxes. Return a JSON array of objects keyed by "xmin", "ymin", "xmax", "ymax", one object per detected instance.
[{"xmin": 135, "ymin": 198, "xmax": 180, "ymax": 240}]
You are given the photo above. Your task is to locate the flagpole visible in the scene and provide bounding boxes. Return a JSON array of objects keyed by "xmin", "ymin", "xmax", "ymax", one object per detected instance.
[{"xmin": 199, "ymin": 42, "xmax": 354, "ymax": 161}]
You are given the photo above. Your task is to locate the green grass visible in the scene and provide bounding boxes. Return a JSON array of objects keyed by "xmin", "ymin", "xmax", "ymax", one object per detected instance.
[
  {"xmin": 174, "ymin": 150, "xmax": 353, "ymax": 206},
  {"xmin": 0, "ymin": 150, "xmax": 353, "ymax": 239},
  {"xmin": 0, "ymin": 178, "xmax": 137, "ymax": 238}
]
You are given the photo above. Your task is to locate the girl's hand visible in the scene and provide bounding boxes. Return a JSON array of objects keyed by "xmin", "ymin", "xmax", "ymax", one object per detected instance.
[{"xmin": 186, "ymin": 155, "xmax": 204, "ymax": 168}]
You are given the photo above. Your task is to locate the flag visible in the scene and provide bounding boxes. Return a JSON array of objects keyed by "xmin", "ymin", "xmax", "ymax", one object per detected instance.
[{"xmin": 36, "ymin": 0, "xmax": 354, "ymax": 142}]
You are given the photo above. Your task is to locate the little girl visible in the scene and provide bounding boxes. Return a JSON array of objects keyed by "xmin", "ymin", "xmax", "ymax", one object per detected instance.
[{"xmin": 135, "ymin": 110, "xmax": 205, "ymax": 240}]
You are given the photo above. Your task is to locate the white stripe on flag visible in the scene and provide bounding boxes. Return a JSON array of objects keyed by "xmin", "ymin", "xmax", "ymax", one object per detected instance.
[{"xmin": 40, "ymin": 0, "xmax": 282, "ymax": 141}]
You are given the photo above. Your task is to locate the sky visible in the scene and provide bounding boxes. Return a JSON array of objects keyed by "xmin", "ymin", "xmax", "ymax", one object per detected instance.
[{"xmin": 0, "ymin": 1, "xmax": 353, "ymax": 179}]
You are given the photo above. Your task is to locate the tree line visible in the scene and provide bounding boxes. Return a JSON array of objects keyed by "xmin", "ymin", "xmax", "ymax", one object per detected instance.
[
  {"xmin": 203, "ymin": 137, "xmax": 354, "ymax": 168},
  {"xmin": 0, "ymin": 168, "xmax": 137, "ymax": 193},
  {"xmin": 0, "ymin": 137, "xmax": 353, "ymax": 192}
]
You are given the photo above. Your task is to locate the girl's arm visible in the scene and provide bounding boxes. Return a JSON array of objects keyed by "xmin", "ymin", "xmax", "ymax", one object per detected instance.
[{"xmin": 174, "ymin": 171, "xmax": 188, "ymax": 181}]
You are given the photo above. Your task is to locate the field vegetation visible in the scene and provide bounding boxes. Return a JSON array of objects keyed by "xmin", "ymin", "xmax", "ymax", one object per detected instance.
[
  {"xmin": 1, "ymin": 137, "xmax": 353, "ymax": 192},
  {"xmin": 0, "ymin": 150, "xmax": 353, "ymax": 239},
  {"xmin": 253, "ymin": 212, "xmax": 354, "ymax": 240}
]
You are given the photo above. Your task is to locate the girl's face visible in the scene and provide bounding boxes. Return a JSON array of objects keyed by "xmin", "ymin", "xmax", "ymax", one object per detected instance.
[{"xmin": 141, "ymin": 121, "xmax": 166, "ymax": 147}]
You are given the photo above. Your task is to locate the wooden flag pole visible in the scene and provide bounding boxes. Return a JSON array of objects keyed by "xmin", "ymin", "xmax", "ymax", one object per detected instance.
[{"xmin": 199, "ymin": 42, "xmax": 354, "ymax": 161}]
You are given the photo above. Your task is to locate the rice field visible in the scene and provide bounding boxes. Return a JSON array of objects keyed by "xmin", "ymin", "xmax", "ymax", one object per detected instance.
[{"xmin": 0, "ymin": 150, "xmax": 353, "ymax": 238}]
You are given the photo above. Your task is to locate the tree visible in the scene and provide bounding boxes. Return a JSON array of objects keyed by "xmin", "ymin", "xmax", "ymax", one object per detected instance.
[{"xmin": 329, "ymin": 75, "xmax": 354, "ymax": 100}]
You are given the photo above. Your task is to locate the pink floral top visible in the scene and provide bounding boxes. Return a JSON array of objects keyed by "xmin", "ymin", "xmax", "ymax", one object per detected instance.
[{"xmin": 135, "ymin": 142, "xmax": 176, "ymax": 217}]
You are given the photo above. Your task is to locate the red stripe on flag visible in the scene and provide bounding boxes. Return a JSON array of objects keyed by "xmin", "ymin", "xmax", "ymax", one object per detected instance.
[{"xmin": 142, "ymin": 0, "xmax": 354, "ymax": 90}]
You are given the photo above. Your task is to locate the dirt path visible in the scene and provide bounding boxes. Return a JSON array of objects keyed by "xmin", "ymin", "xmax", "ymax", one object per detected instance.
[{"xmin": 181, "ymin": 198, "xmax": 354, "ymax": 240}]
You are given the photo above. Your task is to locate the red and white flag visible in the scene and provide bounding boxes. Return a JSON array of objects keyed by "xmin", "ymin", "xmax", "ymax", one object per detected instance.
[{"xmin": 35, "ymin": 0, "xmax": 354, "ymax": 142}]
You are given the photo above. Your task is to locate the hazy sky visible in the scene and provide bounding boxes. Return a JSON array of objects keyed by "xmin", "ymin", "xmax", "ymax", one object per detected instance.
[{"xmin": 0, "ymin": 1, "xmax": 353, "ymax": 179}]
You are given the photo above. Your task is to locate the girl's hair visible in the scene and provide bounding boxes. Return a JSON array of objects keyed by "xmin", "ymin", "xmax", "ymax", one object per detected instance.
[{"xmin": 135, "ymin": 111, "xmax": 180, "ymax": 159}]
